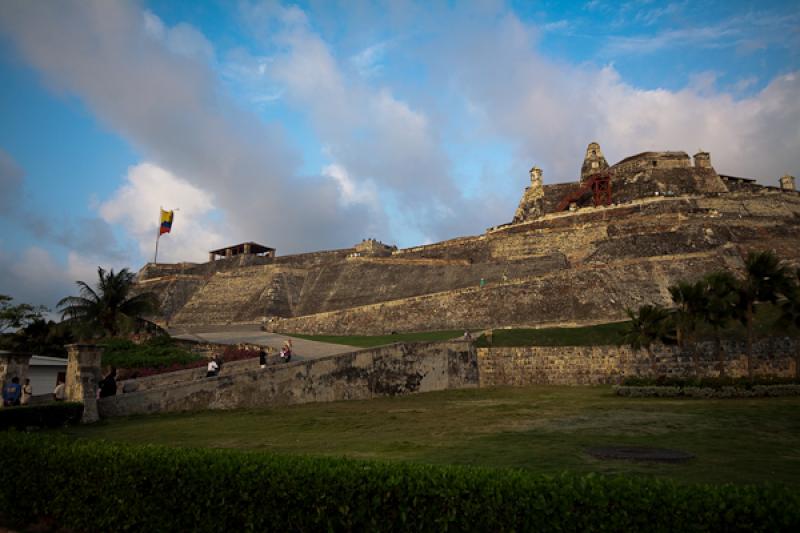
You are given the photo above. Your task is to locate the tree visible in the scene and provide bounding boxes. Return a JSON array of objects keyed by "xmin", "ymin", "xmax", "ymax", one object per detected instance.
[
  {"xmin": 57, "ymin": 267, "xmax": 158, "ymax": 338},
  {"xmin": 668, "ymin": 280, "xmax": 706, "ymax": 374},
  {"xmin": 736, "ymin": 251, "xmax": 794, "ymax": 378},
  {"xmin": 700, "ymin": 271, "xmax": 739, "ymax": 377},
  {"xmin": 778, "ymin": 268, "xmax": 800, "ymax": 379},
  {"xmin": 0, "ymin": 294, "xmax": 47, "ymax": 334},
  {"xmin": 621, "ymin": 304, "xmax": 673, "ymax": 374}
]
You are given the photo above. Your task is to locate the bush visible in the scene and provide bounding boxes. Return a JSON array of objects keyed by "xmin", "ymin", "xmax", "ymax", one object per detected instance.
[
  {"xmin": 621, "ymin": 376, "xmax": 800, "ymax": 388},
  {"xmin": 615, "ymin": 384, "xmax": 800, "ymax": 398},
  {"xmin": 100, "ymin": 336, "xmax": 204, "ymax": 370},
  {"xmin": 0, "ymin": 433, "xmax": 798, "ymax": 532},
  {"xmin": 0, "ymin": 403, "xmax": 83, "ymax": 430}
]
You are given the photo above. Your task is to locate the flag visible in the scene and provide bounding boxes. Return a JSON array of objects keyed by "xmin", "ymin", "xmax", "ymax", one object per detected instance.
[{"xmin": 159, "ymin": 209, "xmax": 174, "ymax": 235}]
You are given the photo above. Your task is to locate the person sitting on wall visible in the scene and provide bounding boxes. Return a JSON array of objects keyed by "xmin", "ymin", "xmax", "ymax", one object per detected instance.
[
  {"xmin": 99, "ymin": 367, "xmax": 118, "ymax": 398},
  {"xmin": 206, "ymin": 358, "xmax": 219, "ymax": 378},
  {"xmin": 53, "ymin": 378, "xmax": 66, "ymax": 401},
  {"xmin": 280, "ymin": 346, "xmax": 292, "ymax": 363},
  {"xmin": 2, "ymin": 377, "xmax": 21, "ymax": 407}
]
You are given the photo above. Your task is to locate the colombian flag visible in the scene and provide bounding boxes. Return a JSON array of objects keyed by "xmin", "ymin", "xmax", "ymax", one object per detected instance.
[{"xmin": 159, "ymin": 209, "xmax": 174, "ymax": 235}]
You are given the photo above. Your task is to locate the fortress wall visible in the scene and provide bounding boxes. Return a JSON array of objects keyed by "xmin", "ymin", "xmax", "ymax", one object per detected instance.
[
  {"xmin": 477, "ymin": 338, "xmax": 798, "ymax": 387},
  {"xmin": 171, "ymin": 265, "xmax": 308, "ymax": 326},
  {"xmin": 392, "ymin": 235, "xmax": 488, "ymax": 262},
  {"xmin": 98, "ymin": 341, "xmax": 478, "ymax": 417},
  {"xmin": 293, "ymin": 253, "xmax": 569, "ymax": 317},
  {"xmin": 541, "ymin": 182, "xmax": 578, "ymax": 213},
  {"xmin": 269, "ymin": 250, "xmax": 739, "ymax": 335}
]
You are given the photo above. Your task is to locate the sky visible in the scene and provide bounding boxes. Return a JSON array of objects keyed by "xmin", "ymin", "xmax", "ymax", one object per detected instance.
[{"xmin": 0, "ymin": 0, "xmax": 798, "ymax": 311}]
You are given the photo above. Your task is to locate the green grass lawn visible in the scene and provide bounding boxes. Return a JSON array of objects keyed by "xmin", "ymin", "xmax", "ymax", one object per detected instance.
[
  {"xmin": 60, "ymin": 386, "xmax": 800, "ymax": 487},
  {"xmin": 289, "ymin": 329, "xmax": 465, "ymax": 347}
]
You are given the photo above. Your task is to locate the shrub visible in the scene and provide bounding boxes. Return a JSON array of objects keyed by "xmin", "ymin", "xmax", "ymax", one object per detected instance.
[
  {"xmin": 621, "ymin": 376, "xmax": 800, "ymax": 388},
  {"xmin": 0, "ymin": 403, "xmax": 83, "ymax": 430},
  {"xmin": 100, "ymin": 336, "xmax": 204, "ymax": 370},
  {"xmin": 615, "ymin": 384, "xmax": 800, "ymax": 398},
  {"xmin": 0, "ymin": 433, "xmax": 798, "ymax": 532}
]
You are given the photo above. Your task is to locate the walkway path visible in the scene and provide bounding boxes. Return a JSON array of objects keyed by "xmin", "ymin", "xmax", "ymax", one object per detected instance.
[{"xmin": 169, "ymin": 324, "xmax": 358, "ymax": 361}]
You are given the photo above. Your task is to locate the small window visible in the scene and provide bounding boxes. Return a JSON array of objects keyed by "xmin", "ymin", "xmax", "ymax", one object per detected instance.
[
  {"xmin": 652, "ymin": 161, "xmax": 657, "ymax": 167},
  {"xmin": 591, "ymin": 150, "xmax": 596, "ymax": 156}
]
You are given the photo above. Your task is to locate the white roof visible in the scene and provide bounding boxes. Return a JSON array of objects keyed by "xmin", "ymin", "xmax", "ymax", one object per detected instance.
[{"xmin": 30, "ymin": 355, "xmax": 68, "ymax": 367}]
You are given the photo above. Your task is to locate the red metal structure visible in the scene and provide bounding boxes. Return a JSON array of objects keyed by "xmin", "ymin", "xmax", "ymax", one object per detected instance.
[{"xmin": 556, "ymin": 172, "xmax": 613, "ymax": 212}]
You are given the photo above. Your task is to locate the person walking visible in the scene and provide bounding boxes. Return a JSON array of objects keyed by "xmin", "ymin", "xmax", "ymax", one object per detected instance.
[
  {"xmin": 21, "ymin": 378, "xmax": 32, "ymax": 405},
  {"xmin": 259, "ymin": 348, "xmax": 267, "ymax": 369},
  {"xmin": 3, "ymin": 377, "xmax": 22, "ymax": 407},
  {"xmin": 99, "ymin": 367, "xmax": 118, "ymax": 398}
]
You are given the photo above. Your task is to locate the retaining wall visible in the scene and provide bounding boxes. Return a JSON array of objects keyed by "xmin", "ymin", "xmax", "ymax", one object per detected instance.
[
  {"xmin": 98, "ymin": 341, "xmax": 477, "ymax": 417},
  {"xmin": 477, "ymin": 338, "xmax": 799, "ymax": 386}
]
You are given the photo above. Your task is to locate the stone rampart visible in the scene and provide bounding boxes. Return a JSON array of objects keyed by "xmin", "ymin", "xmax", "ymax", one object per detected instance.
[
  {"xmin": 98, "ymin": 341, "xmax": 477, "ymax": 417},
  {"xmin": 477, "ymin": 338, "xmax": 799, "ymax": 386},
  {"xmin": 268, "ymin": 250, "xmax": 740, "ymax": 335},
  {"xmin": 141, "ymin": 190, "xmax": 800, "ymax": 333}
]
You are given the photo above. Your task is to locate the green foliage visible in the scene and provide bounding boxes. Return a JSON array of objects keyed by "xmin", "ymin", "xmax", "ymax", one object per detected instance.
[
  {"xmin": 621, "ymin": 304, "xmax": 674, "ymax": 352},
  {"xmin": 57, "ymin": 267, "xmax": 158, "ymax": 338},
  {"xmin": 621, "ymin": 376, "xmax": 800, "ymax": 388},
  {"xmin": 0, "ymin": 294, "xmax": 47, "ymax": 334},
  {"xmin": 0, "ymin": 433, "xmax": 798, "ymax": 532},
  {"xmin": 474, "ymin": 322, "xmax": 631, "ymax": 347},
  {"xmin": 100, "ymin": 336, "xmax": 203, "ymax": 369},
  {"xmin": 0, "ymin": 403, "xmax": 83, "ymax": 430},
  {"xmin": 615, "ymin": 384, "xmax": 800, "ymax": 398},
  {"xmin": 290, "ymin": 330, "xmax": 465, "ymax": 347},
  {"xmin": 0, "ymin": 319, "xmax": 74, "ymax": 357}
]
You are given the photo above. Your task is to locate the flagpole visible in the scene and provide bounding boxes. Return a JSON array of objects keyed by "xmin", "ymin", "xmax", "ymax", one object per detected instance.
[{"xmin": 154, "ymin": 206, "xmax": 162, "ymax": 264}]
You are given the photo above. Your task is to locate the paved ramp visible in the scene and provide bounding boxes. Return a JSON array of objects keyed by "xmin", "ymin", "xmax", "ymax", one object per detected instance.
[{"xmin": 170, "ymin": 324, "xmax": 357, "ymax": 361}]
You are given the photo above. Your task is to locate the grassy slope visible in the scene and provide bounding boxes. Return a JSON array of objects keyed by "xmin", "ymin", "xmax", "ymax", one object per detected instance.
[
  {"xmin": 291, "ymin": 303, "xmax": 799, "ymax": 348},
  {"xmin": 61, "ymin": 386, "xmax": 800, "ymax": 487},
  {"xmin": 289, "ymin": 330, "xmax": 465, "ymax": 347}
]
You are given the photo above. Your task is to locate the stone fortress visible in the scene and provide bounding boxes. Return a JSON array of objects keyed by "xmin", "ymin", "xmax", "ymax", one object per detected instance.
[{"xmin": 137, "ymin": 142, "xmax": 800, "ymax": 335}]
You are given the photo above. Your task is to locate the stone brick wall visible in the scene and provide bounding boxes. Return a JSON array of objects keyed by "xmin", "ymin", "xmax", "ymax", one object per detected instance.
[
  {"xmin": 268, "ymin": 250, "xmax": 740, "ymax": 335},
  {"xmin": 98, "ymin": 341, "xmax": 477, "ymax": 417},
  {"xmin": 477, "ymin": 338, "xmax": 799, "ymax": 386}
]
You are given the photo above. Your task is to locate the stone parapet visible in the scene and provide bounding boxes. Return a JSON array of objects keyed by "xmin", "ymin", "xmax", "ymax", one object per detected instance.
[
  {"xmin": 99, "ymin": 341, "xmax": 477, "ymax": 417},
  {"xmin": 65, "ymin": 344, "xmax": 103, "ymax": 423}
]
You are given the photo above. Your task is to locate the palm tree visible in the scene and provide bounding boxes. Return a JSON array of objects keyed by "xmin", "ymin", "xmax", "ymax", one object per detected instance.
[
  {"xmin": 701, "ymin": 271, "xmax": 739, "ymax": 377},
  {"xmin": 736, "ymin": 251, "xmax": 794, "ymax": 378},
  {"xmin": 58, "ymin": 267, "xmax": 158, "ymax": 338},
  {"xmin": 621, "ymin": 304, "xmax": 673, "ymax": 374},
  {"xmin": 668, "ymin": 280, "xmax": 706, "ymax": 374}
]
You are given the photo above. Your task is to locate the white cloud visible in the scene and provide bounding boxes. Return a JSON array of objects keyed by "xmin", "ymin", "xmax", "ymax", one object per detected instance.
[
  {"xmin": 0, "ymin": 1, "xmax": 380, "ymax": 257},
  {"xmin": 99, "ymin": 163, "xmax": 225, "ymax": 263},
  {"xmin": 322, "ymin": 163, "xmax": 378, "ymax": 207}
]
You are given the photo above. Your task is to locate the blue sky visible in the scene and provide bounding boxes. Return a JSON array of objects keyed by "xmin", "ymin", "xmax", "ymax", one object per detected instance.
[{"xmin": 0, "ymin": 0, "xmax": 798, "ymax": 309}]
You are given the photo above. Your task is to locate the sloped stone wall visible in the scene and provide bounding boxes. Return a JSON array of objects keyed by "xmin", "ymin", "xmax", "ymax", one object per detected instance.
[{"xmin": 268, "ymin": 250, "xmax": 740, "ymax": 335}]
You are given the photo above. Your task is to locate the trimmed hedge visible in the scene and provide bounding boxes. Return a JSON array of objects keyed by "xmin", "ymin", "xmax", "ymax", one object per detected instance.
[
  {"xmin": 615, "ymin": 384, "xmax": 800, "ymax": 398},
  {"xmin": 101, "ymin": 337, "xmax": 204, "ymax": 370},
  {"xmin": 621, "ymin": 376, "xmax": 800, "ymax": 388},
  {"xmin": 0, "ymin": 403, "xmax": 83, "ymax": 430},
  {"xmin": 1, "ymin": 434, "xmax": 799, "ymax": 532}
]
